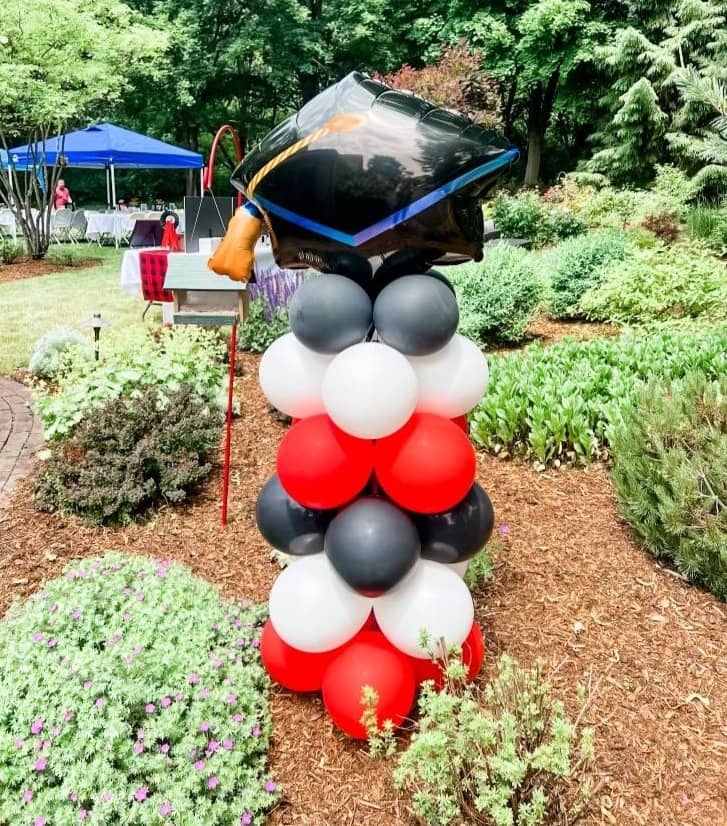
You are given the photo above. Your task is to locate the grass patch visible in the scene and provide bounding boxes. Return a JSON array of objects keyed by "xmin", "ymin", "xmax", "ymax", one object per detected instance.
[{"xmin": 0, "ymin": 248, "xmax": 161, "ymax": 375}]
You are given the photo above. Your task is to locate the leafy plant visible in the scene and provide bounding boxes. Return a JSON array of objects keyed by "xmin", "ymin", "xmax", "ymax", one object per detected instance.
[
  {"xmin": 470, "ymin": 326, "xmax": 727, "ymax": 467},
  {"xmin": 34, "ymin": 384, "xmax": 223, "ymax": 525},
  {"xmin": 491, "ymin": 191, "xmax": 544, "ymax": 243},
  {"xmin": 0, "ymin": 552, "xmax": 277, "ymax": 826},
  {"xmin": 652, "ymin": 164, "xmax": 695, "ymax": 205},
  {"xmin": 45, "ymin": 247, "xmax": 101, "ymax": 267},
  {"xmin": 640, "ymin": 210, "xmax": 681, "ymax": 243},
  {"xmin": 464, "ymin": 545, "xmax": 497, "ymax": 591},
  {"xmin": 240, "ymin": 298, "xmax": 292, "ymax": 353},
  {"xmin": 449, "ymin": 246, "xmax": 543, "ymax": 345},
  {"xmin": 28, "ymin": 326, "xmax": 93, "ymax": 379},
  {"xmin": 580, "ymin": 243, "xmax": 727, "ymax": 323},
  {"xmin": 610, "ymin": 372, "xmax": 727, "ymax": 600},
  {"xmin": 1, "ymin": 237, "xmax": 24, "ymax": 264},
  {"xmin": 393, "ymin": 653, "xmax": 595, "ymax": 826},
  {"xmin": 35, "ymin": 326, "xmax": 227, "ymax": 440},
  {"xmin": 545, "ymin": 230, "xmax": 629, "ymax": 319},
  {"xmin": 543, "ymin": 208, "xmax": 587, "ymax": 241}
]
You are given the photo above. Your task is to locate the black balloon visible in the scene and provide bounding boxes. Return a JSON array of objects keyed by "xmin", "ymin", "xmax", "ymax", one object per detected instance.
[
  {"xmin": 320, "ymin": 251, "xmax": 373, "ymax": 293},
  {"xmin": 255, "ymin": 474, "xmax": 332, "ymax": 555},
  {"xmin": 414, "ymin": 484, "xmax": 495, "ymax": 564},
  {"xmin": 325, "ymin": 498, "xmax": 420, "ymax": 596},
  {"xmin": 289, "ymin": 274, "xmax": 373, "ymax": 353},
  {"xmin": 373, "ymin": 274, "xmax": 459, "ymax": 355}
]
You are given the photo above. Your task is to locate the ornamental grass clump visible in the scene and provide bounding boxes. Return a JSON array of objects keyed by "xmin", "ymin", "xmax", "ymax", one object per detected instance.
[
  {"xmin": 0, "ymin": 553, "xmax": 278, "ymax": 826},
  {"xmin": 610, "ymin": 373, "xmax": 727, "ymax": 600},
  {"xmin": 393, "ymin": 654, "xmax": 594, "ymax": 826}
]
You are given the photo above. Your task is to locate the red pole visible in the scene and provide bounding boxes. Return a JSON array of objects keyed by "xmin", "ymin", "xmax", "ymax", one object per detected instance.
[{"xmin": 221, "ymin": 319, "xmax": 237, "ymax": 526}]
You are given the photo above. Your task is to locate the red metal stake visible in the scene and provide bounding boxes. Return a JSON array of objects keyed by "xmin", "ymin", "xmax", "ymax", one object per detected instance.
[{"xmin": 221, "ymin": 319, "xmax": 237, "ymax": 526}]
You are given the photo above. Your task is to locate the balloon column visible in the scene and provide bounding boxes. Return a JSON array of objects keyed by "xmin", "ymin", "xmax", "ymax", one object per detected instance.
[
  {"xmin": 257, "ymin": 272, "xmax": 495, "ymax": 739},
  {"xmin": 214, "ymin": 71, "xmax": 517, "ymax": 740}
]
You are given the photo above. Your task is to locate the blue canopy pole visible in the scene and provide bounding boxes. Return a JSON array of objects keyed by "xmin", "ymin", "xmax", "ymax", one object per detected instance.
[
  {"xmin": 110, "ymin": 163, "xmax": 117, "ymax": 208},
  {"xmin": 105, "ymin": 167, "xmax": 111, "ymax": 210}
]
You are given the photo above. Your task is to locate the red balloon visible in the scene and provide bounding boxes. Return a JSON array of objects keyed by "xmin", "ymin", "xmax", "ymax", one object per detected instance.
[
  {"xmin": 374, "ymin": 413, "xmax": 476, "ymax": 513},
  {"xmin": 277, "ymin": 415, "xmax": 374, "ymax": 509},
  {"xmin": 410, "ymin": 622, "xmax": 485, "ymax": 689},
  {"xmin": 322, "ymin": 631, "xmax": 416, "ymax": 739},
  {"xmin": 452, "ymin": 415, "xmax": 469, "ymax": 436},
  {"xmin": 291, "ymin": 417, "xmax": 301, "ymax": 425},
  {"xmin": 261, "ymin": 619, "xmax": 342, "ymax": 692},
  {"xmin": 362, "ymin": 610, "xmax": 379, "ymax": 631}
]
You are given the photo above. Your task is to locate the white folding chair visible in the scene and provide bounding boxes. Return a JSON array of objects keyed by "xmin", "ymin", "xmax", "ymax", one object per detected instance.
[
  {"xmin": 69, "ymin": 211, "xmax": 87, "ymax": 243},
  {"xmin": 51, "ymin": 209, "xmax": 74, "ymax": 244}
]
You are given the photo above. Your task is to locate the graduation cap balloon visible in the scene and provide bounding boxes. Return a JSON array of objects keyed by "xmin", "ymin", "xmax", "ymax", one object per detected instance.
[{"xmin": 209, "ymin": 71, "xmax": 518, "ymax": 282}]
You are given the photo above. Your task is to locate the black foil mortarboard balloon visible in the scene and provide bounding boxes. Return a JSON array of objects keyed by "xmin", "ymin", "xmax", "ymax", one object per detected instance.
[
  {"xmin": 373, "ymin": 274, "xmax": 459, "ymax": 355},
  {"xmin": 230, "ymin": 72, "xmax": 518, "ymax": 269},
  {"xmin": 413, "ymin": 484, "xmax": 495, "ymax": 564},
  {"xmin": 325, "ymin": 498, "xmax": 420, "ymax": 596},
  {"xmin": 255, "ymin": 474, "xmax": 333, "ymax": 555},
  {"xmin": 289, "ymin": 274, "xmax": 373, "ymax": 353}
]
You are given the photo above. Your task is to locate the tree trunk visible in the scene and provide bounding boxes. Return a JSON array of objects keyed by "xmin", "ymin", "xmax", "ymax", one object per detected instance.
[
  {"xmin": 523, "ymin": 130, "xmax": 542, "ymax": 187},
  {"xmin": 522, "ymin": 68, "xmax": 560, "ymax": 187}
]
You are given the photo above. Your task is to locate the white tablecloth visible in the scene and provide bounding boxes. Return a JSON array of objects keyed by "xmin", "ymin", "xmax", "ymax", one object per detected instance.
[
  {"xmin": 120, "ymin": 247, "xmax": 174, "ymax": 324},
  {"xmin": 0, "ymin": 210, "xmax": 16, "ymax": 238},
  {"xmin": 85, "ymin": 211, "xmax": 135, "ymax": 243}
]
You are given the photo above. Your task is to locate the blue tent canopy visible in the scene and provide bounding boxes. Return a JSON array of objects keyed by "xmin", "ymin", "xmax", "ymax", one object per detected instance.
[{"xmin": 7, "ymin": 123, "xmax": 203, "ymax": 169}]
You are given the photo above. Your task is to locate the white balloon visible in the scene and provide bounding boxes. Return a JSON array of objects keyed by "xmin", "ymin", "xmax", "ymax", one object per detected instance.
[
  {"xmin": 374, "ymin": 560, "xmax": 474, "ymax": 658},
  {"xmin": 269, "ymin": 554, "xmax": 373, "ymax": 652},
  {"xmin": 408, "ymin": 334, "xmax": 489, "ymax": 418},
  {"xmin": 259, "ymin": 333, "xmax": 333, "ymax": 418},
  {"xmin": 322, "ymin": 342, "xmax": 418, "ymax": 439},
  {"xmin": 446, "ymin": 560, "xmax": 469, "ymax": 579}
]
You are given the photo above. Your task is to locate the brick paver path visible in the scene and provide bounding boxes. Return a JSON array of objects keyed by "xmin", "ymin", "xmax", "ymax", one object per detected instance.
[{"xmin": 0, "ymin": 378, "xmax": 42, "ymax": 508}]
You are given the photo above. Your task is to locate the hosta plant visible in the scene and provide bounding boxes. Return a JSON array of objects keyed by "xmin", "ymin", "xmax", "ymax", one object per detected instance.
[
  {"xmin": 393, "ymin": 654, "xmax": 595, "ymax": 826},
  {"xmin": 471, "ymin": 326, "xmax": 727, "ymax": 467},
  {"xmin": 0, "ymin": 553, "xmax": 277, "ymax": 826}
]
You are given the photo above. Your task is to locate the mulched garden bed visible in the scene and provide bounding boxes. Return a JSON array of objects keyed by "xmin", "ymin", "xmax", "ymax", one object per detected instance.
[
  {"xmin": 0, "ymin": 351, "xmax": 724, "ymax": 826},
  {"xmin": 0, "ymin": 256, "xmax": 102, "ymax": 284}
]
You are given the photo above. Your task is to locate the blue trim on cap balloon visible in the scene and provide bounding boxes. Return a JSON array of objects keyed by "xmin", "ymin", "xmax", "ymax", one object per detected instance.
[{"xmin": 253, "ymin": 148, "xmax": 519, "ymax": 248}]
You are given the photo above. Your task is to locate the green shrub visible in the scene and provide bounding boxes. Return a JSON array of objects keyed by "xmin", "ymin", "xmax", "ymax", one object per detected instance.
[
  {"xmin": 34, "ymin": 384, "xmax": 223, "ymax": 525},
  {"xmin": 0, "ymin": 552, "xmax": 277, "ymax": 826},
  {"xmin": 1, "ymin": 238, "xmax": 24, "ymax": 264},
  {"xmin": 610, "ymin": 373, "xmax": 727, "ymax": 600},
  {"xmin": 239, "ymin": 298, "xmax": 291, "ymax": 353},
  {"xmin": 491, "ymin": 190, "xmax": 544, "ymax": 243},
  {"xmin": 652, "ymin": 164, "xmax": 695, "ymax": 206},
  {"xmin": 35, "ymin": 326, "xmax": 227, "ymax": 440},
  {"xmin": 470, "ymin": 327, "xmax": 727, "ymax": 466},
  {"xmin": 491, "ymin": 191, "xmax": 586, "ymax": 246},
  {"xmin": 393, "ymin": 654, "xmax": 594, "ymax": 826},
  {"xmin": 545, "ymin": 231, "xmax": 629, "ymax": 319},
  {"xmin": 28, "ymin": 327, "xmax": 93, "ymax": 379},
  {"xmin": 542, "ymin": 208, "xmax": 587, "ymax": 241},
  {"xmin": 582, "ymin": 186, "xmax": 680, "ymax": 229},
  {"xmin": 449, "ymin": 246, "xmax": 543, "ymax": 345},
  {"xmin": 45, "ymin": 248, "xmax": 101, "ymax": 267},
  {"xmin": 580, "ymin": 243, "xmax": 727, "ymax": 323}
]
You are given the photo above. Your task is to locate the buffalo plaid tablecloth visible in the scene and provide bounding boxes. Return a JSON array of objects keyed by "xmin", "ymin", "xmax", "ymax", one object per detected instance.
[{"xmin": 139, "ymin": 250, "xmax": 174, "ymax": 303}]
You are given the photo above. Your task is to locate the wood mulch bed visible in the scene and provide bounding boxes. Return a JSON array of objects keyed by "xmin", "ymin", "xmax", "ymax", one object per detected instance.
[
  {"xmin": 0, "ymin": 256, "xmax": 102, "ymax": 284},
  {"xmin": 1, "ymin": 349, "xmax": 725, "ymax": 826}
]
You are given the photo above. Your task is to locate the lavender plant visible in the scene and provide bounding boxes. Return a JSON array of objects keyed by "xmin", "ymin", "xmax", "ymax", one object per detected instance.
[
  {"xmin": 0, "ymin": 553, "xmax": 278, "ymax": 826},
  {"xmin": 242, "ymin": 268, "xmax": 309, "ymax": 353}
]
